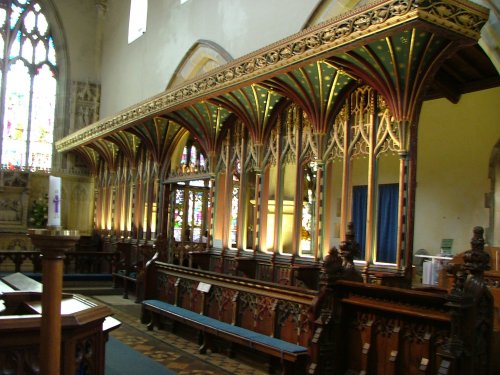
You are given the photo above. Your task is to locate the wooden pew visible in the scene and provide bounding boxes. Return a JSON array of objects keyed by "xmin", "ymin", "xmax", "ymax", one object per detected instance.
[
  {"xmin": 307, "ymin": 226, "xmax": 494, "ymax": 375},
  {"xmin": 189, "ymin": 248, "xmax": 321, "ymax": 289},
  {"xmin": 141, "ymin": 261, "xmax": 315, "ymax": 374},
  {"xmin": 309, "ymin": 279, "xmax": 453, "ymax": 374},
  {"xmin": 112, "ymin": 241, "xmax": 156, "ymax": 302},
  {"xmin": 145, "ymin": 225, "xmax": 494, "ymax": 374}
]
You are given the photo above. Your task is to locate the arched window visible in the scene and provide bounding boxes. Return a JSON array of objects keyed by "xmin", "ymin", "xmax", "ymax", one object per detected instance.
[
  {"xmin": 0, "ymin": 0, "xmax": 57, "ymax": 170},
  {"xmin": 171, "ymin": 141, "xmax": 209, "ymax": 243}
]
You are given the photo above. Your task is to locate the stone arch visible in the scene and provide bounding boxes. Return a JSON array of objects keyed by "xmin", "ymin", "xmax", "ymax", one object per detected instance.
[
  {"xmin": 166, "ymin": 39, "xmax": 232, "ymax": 89},
  {"xmin": 302, "ymin": 0, "xmax": 366, "ymax": 28},
  {"xmin": 474, "ymin": 0, "xmax": 500, "ymax": 72}
]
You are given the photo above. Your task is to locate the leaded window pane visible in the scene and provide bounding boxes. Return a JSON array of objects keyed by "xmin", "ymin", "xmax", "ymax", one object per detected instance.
[
  {"xmin": 10, "ymin": 31, "xmax": 21, "ymax": 57},
  {"xmin": 2, "ymin": 60, "xmax": 30, "ymax": 166},
  {"xmin": 10, "ymin": 4, "xmax": 22, "ymax": 27},
  {"xmin": 0, "ymin": 8, "xmax": 6, "ymax": 28},
  {"xmin": 30, "ymin": 64, "xmax": 55, "ymax": 169},
  {"xmin": 21, "ymin": 37, "xmax": 32, "ymax": 61},
  {"xmin": 36, "ymin": 9, "xmax": 47, "ymax": 35},
  {"xmin": 47, "ymin": 37, "xmax": 55, "ymax": 64},
  {"xmin": 34, "ymin": 39, "xmax": 45, "ymax": 63},
  {"xmin": 23, "ymin": 9, "xmax": 34, "ymax": 32}
]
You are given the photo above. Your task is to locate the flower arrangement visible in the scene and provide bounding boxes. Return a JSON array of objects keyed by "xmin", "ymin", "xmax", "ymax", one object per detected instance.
[{"xmin": 29, "ymin": 194, "xmax": 48, "ymax": 228}]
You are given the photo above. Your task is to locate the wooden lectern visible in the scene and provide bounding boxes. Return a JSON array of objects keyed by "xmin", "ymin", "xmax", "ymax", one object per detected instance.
[{"xmin": 0, "ymin": 273, "xmax": 120, "ymax": 374}]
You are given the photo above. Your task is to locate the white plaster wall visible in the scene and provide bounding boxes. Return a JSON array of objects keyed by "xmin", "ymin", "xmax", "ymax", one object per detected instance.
[
  {"xmin": 52, "ymin": 0, "xmax": 100, "ymax": 83},
  {"xmin": 414, "ymin": 86, "xmax": 500, "ymax": 254},
  {"xmin": 99, "ymin": 0, "xmax": 319, "ymax": 117}
]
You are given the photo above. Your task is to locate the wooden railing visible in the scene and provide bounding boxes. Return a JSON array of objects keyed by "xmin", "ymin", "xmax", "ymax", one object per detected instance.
[{"xmin": 0, "ymin": 250, "xmax": 118, "ymax": 275}]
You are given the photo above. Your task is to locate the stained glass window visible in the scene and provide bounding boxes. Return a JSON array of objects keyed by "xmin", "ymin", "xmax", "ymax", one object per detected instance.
[
  {"xmin": 0, "ymin": 0, "xmax": 57, "ymax": 170},
  {"xmin": 230, "ymin": 164, "xmax": 240, "ymax": 248},
  {"xmin": 173, "ymin": 188, "xmax": 185, "ymax": 241},
  {"xmin": 189, "ymin": 190, "xmax": 203, "ymax": 241},
  {"xmin": 181, "ymin": 142, "xmax": 206, "ymax": 172},
  {"xmin": 300, "ymin": 161, "xmax": 316, "ymax": 255},
  {"xmin": 181, "ymin": 146, "xmax": 187, "ymax": 166}
]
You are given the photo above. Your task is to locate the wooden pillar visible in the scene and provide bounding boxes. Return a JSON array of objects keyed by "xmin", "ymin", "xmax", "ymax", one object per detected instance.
[
  {"xmin": 28, "ymin": 229, "xmax": 80, "ymax": 375},
  {"xmin": 253, "ymin": 171, "xmax": 263, "ymax": 252},
  {"xmin": 313, "ymin": 163, "xmax": 324, "ymax": 260}
]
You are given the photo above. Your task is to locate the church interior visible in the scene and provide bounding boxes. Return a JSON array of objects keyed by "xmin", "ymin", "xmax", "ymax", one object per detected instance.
[{"xmin": 0, "ymin": 0, "xmax": 499, "ymax": 374}]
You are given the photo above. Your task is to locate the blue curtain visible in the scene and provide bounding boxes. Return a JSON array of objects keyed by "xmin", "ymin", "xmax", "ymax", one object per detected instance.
[
  {"xmin": 377, "ymin": 183, "xmax": 399, "ymax": 263},
  {"xmin": 352, "ymin": 185, "xmax": 367, "ymax": 259}
]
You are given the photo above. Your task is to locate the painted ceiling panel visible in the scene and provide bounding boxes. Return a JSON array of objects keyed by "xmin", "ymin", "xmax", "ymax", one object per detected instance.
[
  {"xmin": 267, "ymin": 60, "xmax": 354, "ymax": 132},
  {"xmin": 331, "ymin": 28, "xmax": 456, "ymax": 121},
  {"xmin": 128, "ymin": 118, "xmax": 184, "ymax": 166},
  {"xmin": 87, "ymin": 139, "xmax": 119, "ymax": 171},
  {"xmin": 213, "ymin": 85, "xmax": 283, "ymax": 144},
  {"xmin": 106, "ymin": 131, "xmax": 140, "ymax": 167},
  {"xmin": 165, "ymin": 101, "xmax": 231, "ymax": 154}
]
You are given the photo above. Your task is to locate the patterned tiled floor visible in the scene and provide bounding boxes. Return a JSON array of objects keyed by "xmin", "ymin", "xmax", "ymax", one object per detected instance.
[{"xmin": 92, "ymin": 295, "xmax": 267, "ymax": 375}]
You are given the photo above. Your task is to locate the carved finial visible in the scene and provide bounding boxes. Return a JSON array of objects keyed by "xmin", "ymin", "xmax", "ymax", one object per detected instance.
[
  {"xmin": 319, "ymin": 222, "xmax": 363, "ymax": 288},
  {"xmin": 470, "ymin": 226, "xmax": 485, "ymax": 251},
  {"xmin": 339, "ymin": 222, "xmax": 359, "ymax": 269},
  {"xmin": 463, "ymin": 226, "xmax": 490, "ymax": 275},
  {"xmin": 320, "ymin": 246, "xmax": 343, "ymax": 287}
]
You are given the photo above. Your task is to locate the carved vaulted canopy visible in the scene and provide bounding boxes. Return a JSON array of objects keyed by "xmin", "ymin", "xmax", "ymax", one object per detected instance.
[
  {"xmin": 127, "ymin": 117, "xmax": 184, "ymax": 166},
  {"xmin": 212, "ymin": 85, "xmax": 283, "ymax": 145},
  {"xmin": 56, "ymin": 0, "xmax": 490, "ymax": 160},
  {"xmin": 165, "ymin": 101, "xmax": 231, "ymax": 155},
  {"xmin": 266, "ymin": 61, "xmax": 355, "ymax": 133}
]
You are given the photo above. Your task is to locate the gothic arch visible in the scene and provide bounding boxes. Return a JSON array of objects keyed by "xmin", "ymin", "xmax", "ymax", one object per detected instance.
[
  {"xmin": 166, "ymin": 39, "xmax": 233, "ymax": 89},
  {"xmin": 37, "ymin": 0, "xmax": 70, "ymax": 169},
  {"xmin": 474, "ymin": 0, "xmax": 500, "ymax": 72},
  {"xmin": 302, "ymin": 0, "xmax": 366, "ymax": 29}
]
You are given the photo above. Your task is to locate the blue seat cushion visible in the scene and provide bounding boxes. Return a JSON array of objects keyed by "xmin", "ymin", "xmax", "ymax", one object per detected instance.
[{"xmin": 143, "ymin": 299, "xmax": 307, "ymax": 354}]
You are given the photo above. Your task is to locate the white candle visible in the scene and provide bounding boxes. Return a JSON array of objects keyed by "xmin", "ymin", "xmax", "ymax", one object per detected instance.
[{"xmin": 48, "ymin": 176, "xmax": 61, "ymax": 228}]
